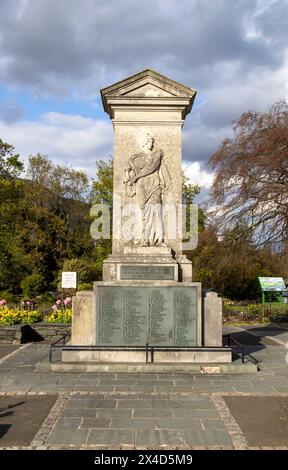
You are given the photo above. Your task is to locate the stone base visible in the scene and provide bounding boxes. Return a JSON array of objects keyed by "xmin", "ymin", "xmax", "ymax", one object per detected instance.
[
  {"xmin": 69, "ymin": 275, "xmax": 228, "ymax": 366},
  {"xmin": 62, "ymin": 347, "xmax": 232, "ymax": 364},
  {"xmin": 36, "ymin": 361, "xmax": 258, "ymax": 374},
  {"xmin": 38, "ymin": 360, "xmax": 257, "ymax": 374},
  {"xmin": 71, "ymin": 282, "xmax": 203, "ymax": 348},
  {"xmin": 102, "ymin": 247, "xmax": 192, "ymax": 282}
]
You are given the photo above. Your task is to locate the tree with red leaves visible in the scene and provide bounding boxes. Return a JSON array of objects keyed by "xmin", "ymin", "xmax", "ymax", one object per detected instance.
[{"xmin": 209, "ymin": 101, "xmax": 288, "ymax": 247}]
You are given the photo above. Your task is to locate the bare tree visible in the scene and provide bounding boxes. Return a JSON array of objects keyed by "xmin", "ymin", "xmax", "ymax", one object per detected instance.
[{"xmin": 209, "ymin": 101, "xmax": 288, "ymax": 247}]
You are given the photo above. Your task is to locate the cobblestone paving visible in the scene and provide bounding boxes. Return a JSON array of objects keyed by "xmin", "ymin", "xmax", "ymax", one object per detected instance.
[{"xmin": 0, "ymin": 324, "xmax": 287, "ymax": 449}]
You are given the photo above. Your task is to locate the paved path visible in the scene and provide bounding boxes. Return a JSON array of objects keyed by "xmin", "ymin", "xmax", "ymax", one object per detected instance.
[
  {"xmin": 0, "ymin": 345, "xmax": 20, "ymax": 360},
  {"xmin": 0, "ymin": 324, "xmax": 287, "ymax": 449}
]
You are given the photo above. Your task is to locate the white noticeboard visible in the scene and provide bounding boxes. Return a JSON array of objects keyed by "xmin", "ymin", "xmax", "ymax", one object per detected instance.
[{"xmin": 61, "ymin": 272, "xmax": 77, "ymax": 289}]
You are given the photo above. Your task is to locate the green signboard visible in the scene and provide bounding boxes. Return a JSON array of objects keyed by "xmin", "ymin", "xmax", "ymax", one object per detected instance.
[{"xmin": 258, "ymin": 277, "xmax": 287, "ymax": 292}]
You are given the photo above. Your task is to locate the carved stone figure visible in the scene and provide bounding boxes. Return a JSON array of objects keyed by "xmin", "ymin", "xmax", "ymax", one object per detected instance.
[{"xmin": 123, "ymin": 133, "xmax": 171, "ymax": 246}]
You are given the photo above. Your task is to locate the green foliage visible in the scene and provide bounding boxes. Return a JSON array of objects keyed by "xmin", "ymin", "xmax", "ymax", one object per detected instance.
[
  {"xmin": 0, "ymin": 139, "xmax": 23, "ymax": 178},
  {"xmin": 190, "ymin": 223, "xmax": 288, "ymax": 300},
  {"xmin": 0, "ymin": 291, "xmax": 18, "ymax": 304},
  {"xmin": 22, "ymin": 154, "xmax": 92, "ymax": 281},
  {"xmin": 46, "ymin": 308, "xmax": 72, "ymax": 323},
  {"xmin": 182, "ymin": 173, "xmax": 206, "ymax": 252},
  {"xmin": 92, "ymin": 157, "xmax": 113, "ymax": 206},
  {"xmin": 39, "ymin": 291, "xmax": 55, "ymax": 304},
  {"xmin": 193, "ymin": 268, "xmax": 213, "ymax": 284},
  {"xmin": 0, "ymin": 142, "xmax": 26, "ymax": 292},
  {"xmin": 59, "ymin": 258, "xmax": 98, "ymax": 289},
  {"xmin": 78, "ymin": 282, "xmax": 93, "ymax": 291},
  {"xmin": 247, "ymin": 303, "xmax": 259, "ymax": 316},
  {"xmin": 20, "ymin": 273, "xmax": 46, "ymax": 298},
  {"xmin": 182, "ymin": 173, "xmax": 200, "ymax": 204},
  {"xmin": 91, "ymin": 158, "xmax": 113, "ymax": 275},
  {"xmin": 223, "ymin": 302, "xmax": 288, "ymax": 323},
  {"xmin": 0, "ymin": 148, "xmax": 94, "ymax": 294}
]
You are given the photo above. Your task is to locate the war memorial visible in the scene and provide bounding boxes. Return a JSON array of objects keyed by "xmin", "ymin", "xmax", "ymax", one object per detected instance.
[{"xmin": 61, "ymin": 69, "xmax": 231, "ymax": 367}]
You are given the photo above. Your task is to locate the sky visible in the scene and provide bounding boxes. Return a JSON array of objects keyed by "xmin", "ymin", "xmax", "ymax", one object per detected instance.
[{"xmin": 0, "ymin": 0, "xmax": 287, "ymax": 201}]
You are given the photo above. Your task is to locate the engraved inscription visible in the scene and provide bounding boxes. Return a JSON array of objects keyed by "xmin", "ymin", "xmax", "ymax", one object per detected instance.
[
  {"xmin": 124, "ymin": 289, "xmax": 148, "ymax": 344},
  {"xmin": 174, "ymin": 288, "xmax": 197, "ymax": 346},
  {"xmin": 148, "ymin": 289, "xmax": 173, "ymax": 343},
  {"xmin": 120, "ymin": 265, "xmax": 174, "ymax": 280},
  {"xmin": 97, "ymin": 287, "xmax": 123, "ymax": 345},
  {"xmin": 96, "ymin": 286, "xmax": 198, "ymax": 346}
]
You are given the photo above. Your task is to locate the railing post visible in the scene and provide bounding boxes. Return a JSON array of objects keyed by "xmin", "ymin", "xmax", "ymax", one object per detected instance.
[
  {"xmin": 242, "ymin": 345, "xmax": 245, "ymax": 364},
  {"xmin": 146, "ymin": 343, "xmax": 149, "ymax": 363},
  {"xmin": 151, "ymin": 347, "xmax": 154, "ymax": 363},
  {"xmin": 227, "ymin": 334, "xmax": 230, "ymax": 346}
]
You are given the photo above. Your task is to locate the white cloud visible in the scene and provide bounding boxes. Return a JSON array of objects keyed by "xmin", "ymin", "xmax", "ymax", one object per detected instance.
[
  {"xmin": 1, "ymin": 0, "xmax": 287, "ymax": 97},
  {"xmin": 183, "ymin": 161, "xmax": 214, "ymax": 190},
  {"xmin": 1, "ymin": 0, "xmax": 288, "ymax": 184},
  {"xmin": 0, "ymin": 112, "xmax": 113, "ymax": 176}
]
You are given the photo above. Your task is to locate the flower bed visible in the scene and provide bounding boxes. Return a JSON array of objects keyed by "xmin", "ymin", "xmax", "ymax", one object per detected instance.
[
  {"xmin": 0, "ymin": 306, "xmax": 41, "ymax": 326},
  {"xmin": 46, "ymin": 297, "xmax": 72, "ymax": 323},
  {"xmin": 0, "ymin": 296, "xmax": 73, "ymax": 326},
  {"xmin": 46, "ymin": 308, "xmax": 72, "ymax": 323}
]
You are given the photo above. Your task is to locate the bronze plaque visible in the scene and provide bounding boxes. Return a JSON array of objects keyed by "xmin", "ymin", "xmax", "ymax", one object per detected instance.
[
  {"xmin": 96, "ymin": 286, "xmax": 197, "ymax": 346},
  {"xmin": 120, "ymin": 265, "xmax": 175, "ymax": 280}
]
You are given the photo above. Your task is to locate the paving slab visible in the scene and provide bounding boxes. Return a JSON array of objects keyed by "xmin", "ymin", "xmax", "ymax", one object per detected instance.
[
  {"xmin": 97, "ymin": 409, "xmax": 132, "ymax": 418},
  {"xmin": 0, "ymin": 395, "xmax": 57, "ymax": 446},
  {"xmin": 62, "ymin": 408, "xmax": 97, "ymax": 418},
  {"xmin": 87, "ymin": 429, "xmax": 134, "ymax": 445},
  {"xmin": 0, "ymin": 345, "xmax": 20, "ymax": 360},
  {"xmin": 134, "ymin": 408, "xmax": 172, "ymax": 418},
  {"xmin": 156, "ymin": 417, "xmax": 202, "ymax": 430},
  {"xmin": 110, "ymin": 417, "xmax": 156, "ymax": 429},
  {"xmin": 46, "ymin": 427, "xmax": 88, "ymax": 445},
  {"xmin": 184, "ymin": 429, "xmax": 233, "ymax": 446},
  {"xmin": 80, "ymin": 418, "xmax": 111, "ymax": 428},
  {"xmin": 174, "ymin": 409, "xmax": 220, "ymax": 419},
  {"xmin": 136, "ymin": 429, "xmax": 184, "ymax": 446},
  {"xmin": 201, "ymin": 419, "xmax": 227, "ymax": 430},
  {"xmin": 224, "ymin": 396, "xmax": 288, "ymax": 446}
]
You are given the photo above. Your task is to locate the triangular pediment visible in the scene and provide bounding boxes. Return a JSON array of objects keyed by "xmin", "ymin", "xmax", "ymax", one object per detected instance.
[
  {"xmin": 122, "ymin": 82, "xmax": 176, "ymax": 98},
  {"xmin": 101, "ymin": 69, "xmax": 196, "ymax": 98},
  {"xmin": 101, "ymin": 69, "xmax": 196, "ymax": 118}
]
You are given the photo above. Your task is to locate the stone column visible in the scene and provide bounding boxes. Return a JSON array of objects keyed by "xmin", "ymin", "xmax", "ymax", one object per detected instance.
[{"xmin": 100, "ymin": 69, "xmax": 196, "ymax": 281}]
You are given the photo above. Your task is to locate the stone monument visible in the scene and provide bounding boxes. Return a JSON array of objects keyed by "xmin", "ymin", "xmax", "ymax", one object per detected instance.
[{"xmin": 62, "ymin": 69, "xmax": 231, "ymax": 365}]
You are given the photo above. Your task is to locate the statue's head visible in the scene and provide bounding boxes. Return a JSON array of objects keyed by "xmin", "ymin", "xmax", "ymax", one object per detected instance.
[{"xmin": 143, "ymin": 133, "xmax": 155, "ymax": 151}]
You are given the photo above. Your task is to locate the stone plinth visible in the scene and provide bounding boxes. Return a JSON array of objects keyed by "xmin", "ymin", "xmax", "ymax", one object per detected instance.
[
  {"xmin": 103, "ymin": 246, "xmax": 179, "ymax": 281},
  {"xmin": 103, "ymin": 246, "xmax": 192, "ymax": 282},
  {"xmin": 69, "ymin": 281, "xmax": 202, "ymax": 348}
]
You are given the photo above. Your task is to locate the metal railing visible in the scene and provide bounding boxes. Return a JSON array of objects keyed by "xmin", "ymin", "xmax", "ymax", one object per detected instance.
[
  {"xmin": 49, "ymin": 333, "xmax": 70, "ymax": 362},
  {"xmin": 49, "ymin": 339, "xmax": 230, "ymax": 363},
  {"xmin": 225, "ymin": 333, "xmax": 258, "ymax": 365}
]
